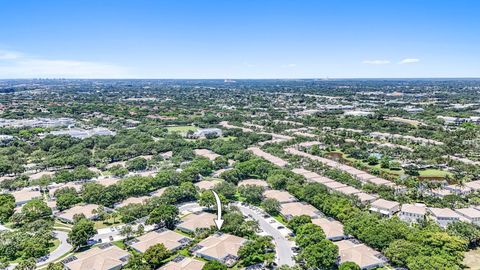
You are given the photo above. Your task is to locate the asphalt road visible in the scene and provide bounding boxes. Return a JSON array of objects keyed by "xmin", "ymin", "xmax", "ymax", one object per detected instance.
[
  {"xmin": 37, "ymin": 230, "xmax": 73, "ymax": 266},
  {"xmin": 235, "ymin": 203, "xmax": 296, "ymax": 266}
]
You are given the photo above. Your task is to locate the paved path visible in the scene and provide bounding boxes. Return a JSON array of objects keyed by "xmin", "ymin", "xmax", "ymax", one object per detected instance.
[
  {"xmin": 235, "ymin": 203, "xmax": 296, "ymax": 266},
  {"xmin": 37, "ymin": 230, "xmax": 73, "ymax": 266}
]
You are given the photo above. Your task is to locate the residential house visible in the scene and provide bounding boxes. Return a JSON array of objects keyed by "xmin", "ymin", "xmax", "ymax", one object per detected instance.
[
  {"xmin": 334, "ymin": 240, "xmax": 385, "ymax": 270},
  {"xmin": 195, "ymin": 180, "xmax": 222, "ymax": 190},
  {"xmin": 369, "ymin": 199, "xmax": 400, "ymax": 217},
  {"xmin": 398, "ymin": 204, "xmax": 426, "ymax": 223},
  {"xmin": 63, "ymin": 244, "xmax": 129, "ymax": 270},
  {"xmin": 280, "ymin": 202, "xmax": 322, "ymax": 220},
  {"xmin": 312, "ymin": 218, "xmax": 346, "ymax": 241},
  {"xmin": 159, "ymin": 256, "xmax": 205, "ymax": 270},
  {"xmin": 428, "ymin": 208, "xmax": 461, "ymax": 228},
  {"xmin": 354, "ymin": 193, "xmax": 377, "ymax": 204},
  {"xmin": 11, "ymin": 188, "xmax": 42, "ymax": 206},
  {"xmin": 56, "ymin": 204, "xmax": 101, "ymax": 223},
  {"xmin": 177, "ymin": 212, "xmax": 216, "ymax": 233},
  {"xmin": 455, "ymin": 208, "xmax": 480, "ymax": 225},
  {"xmin": 238, "ymin": 179, "xmax": 269, "ymax": 189},
  {"xmin": 192, "ymin": 233, "xmax": 246, "ymax": 267},
  {"xmin": 114, "ymin": 196, "xmax": 149, "ymax": 209},
  {"xmin": 130, "ymin": 229, "xmax": 191, "ymax": 253},
  {"xmin": 263, "ymin": 190, "xmax": 296, "ymax": 204},
  {"xmin": 194, "ymin": 149, "xmax": 220, "ymax": 161}
]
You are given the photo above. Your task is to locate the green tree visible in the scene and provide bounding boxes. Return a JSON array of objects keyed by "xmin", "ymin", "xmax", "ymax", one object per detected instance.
[
  {"xmin": 239, "ymin": 236, "xmax": 275, "ymax": 266},
  {"xmin": 298, "ymin": 240, "xmax": 338, "ymax": 269},
  {"xmin": 296, "ymin": 223, "xmax": 326, "ymax": 248},
  {"xmin": 68, "ymin": 218, "xmax": 97, "ymax": 249},
  {"xmin": 221, "ymin": 210, "xmax": 259, "ymax": 237},
  {"xmin": 14, "ymin": 259, "xmax": 36, "ymax": 270},
  {"xmin": 21, "ymin": 199, "xmax": 52, "ymax": 222},
  {"xmin": 0, "ymin": 194, "xmax": 15, "ymax": 223},
  {"xmin": 338, "ymin": 261, "xmax": 361, "ymax": 270},
  {"xmin": 124, "ymin": 253, "xmax": 150, "ymax": 270},
  {"xmin": 384, "ymin": 239, "xmax": 420, "ymax": 266},
  {"xmin": 143, "ymin": 243, "xmax": 171, "ymax": 269},
  {"xmin": 447, "ymin": 221, "xmax": 480, "ymax": 248},
  {"xmin": 198, "ymin": 190, "xmax": 226, "ymax": 209},
  {"xmin": 238, "ymin": 185, "xmax": 264, "ymax": 205},
  {"xmin": 261, "ymin": 198, "xmax": 281, "ymax": 215},
  {"xmin": 147, "ymin": 204, "xmax": 178, "ymax": 229},
  {"xmin": 46, "ymin": 263, "xmax": 64, "ymax": 270},
  {"xmin": 202, "ymin": 260, "xmax": 227, "ymax": 270},
  {"xmin": 407, "ymin": 255, "xmax": 461, "ymax": 270},
  {"xmin": 55, "ymin": 188, "xmax": 82, "ymax": 211},
  {"xmin": 213, "ymin": 181, "xmax": 237, "ymax": 200},
  {"xmin": 126, "ymin": 157, "xmax": 148, "ymax": 171},
  {"xmin": 287, "ymin": 215, "xmax": 312, "ymax": 233},
  {"xmin": 119, "ymin": 225, "xmax": 134, "ymax": 240},
  {"xmin": 267, "ymin": 173, "xmax": 289, "ymax": 190}
]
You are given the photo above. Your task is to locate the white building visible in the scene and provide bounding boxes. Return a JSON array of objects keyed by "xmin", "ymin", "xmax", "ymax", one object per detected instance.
[
  {"xmin": 398, "ymin": 204, "xmax": 426, "ymax": 223},
  {"xmin": 428, "ymin": 208, "xmax": 461, "ymax": 228},
  {"xmin": 369, "ymin": 199, "xmax": 400, "ymax": 217},
  {"xmin": 454, "ymin": 208, "xmax": 480, "ymax": 226}
]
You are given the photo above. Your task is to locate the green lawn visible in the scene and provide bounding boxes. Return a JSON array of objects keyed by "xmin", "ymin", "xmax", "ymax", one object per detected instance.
[
  {"xmin": 112, "ymin": 240, "xmax": 127, "ymax": 249},
  {"xmin": 220, "ymin": 136, "xmax": 237, "ymax": 141},
  {"xmin": 326, "ymin": 150, "xmax": 452, "ymax": 180},
  {"xmin": 49, "ymin": 239, "xmax": 61, "ymax": 252},
  {"xmin": 94, "ymin": 217, "xmax": 122, "ymax": 229},
  {"xmin": 419, "ymin": 169, "xmax": 452, "ymax": 178},
  {"xmin": 54, "ymin": 220, "xmax": 73, "ymax": 228},
  {"xmin": 272, "ymin": 214, "xmax": 288, "ymax": 225},
  {"xmin": 167, "ymin": 125, "xmax": 198, "ymax": 133}
]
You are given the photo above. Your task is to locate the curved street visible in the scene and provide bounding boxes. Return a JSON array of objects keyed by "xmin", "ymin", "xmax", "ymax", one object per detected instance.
[
  {"xmin": 235, "ymin": 203, "xmax": 296, "ymax": 267},
  {"xmin": 37, "ymin": 230, "xmax": 73, "ymax": 267}
]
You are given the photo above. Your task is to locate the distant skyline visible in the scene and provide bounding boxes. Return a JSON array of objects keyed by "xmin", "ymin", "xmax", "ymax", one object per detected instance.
[{"xmin": 1, "ymin": 0, "xmax": 479, "ymax": 79}]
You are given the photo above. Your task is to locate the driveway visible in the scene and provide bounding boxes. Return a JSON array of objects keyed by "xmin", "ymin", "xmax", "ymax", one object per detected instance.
[
  {"xmin": 92, "ymin": 222, "xmax": 156, "ymax": 243},
  {"xmin": 235, "ymin": 203, "xmax": 296, "ymax": 266}
]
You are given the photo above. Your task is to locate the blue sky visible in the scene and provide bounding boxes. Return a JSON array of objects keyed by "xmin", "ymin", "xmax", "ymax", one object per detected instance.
[{"xmin": 0, "ymin": 0, "xmax": 479, "ymax": 78}]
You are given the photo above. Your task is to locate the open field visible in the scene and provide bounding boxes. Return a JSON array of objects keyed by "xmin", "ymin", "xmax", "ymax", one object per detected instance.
[
  {"xmin": 419, "ymin": 169, "xmax": 452, "ymax": 178},
  {"xmin": 166, "ymin": 125, "xmax": 198, "ymax": 133}
]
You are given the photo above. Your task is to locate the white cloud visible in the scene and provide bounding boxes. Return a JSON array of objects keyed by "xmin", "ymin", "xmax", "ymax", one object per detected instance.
[
  {"xmin": 242, "ymin": 62, "xmax": 256, "ymax": 68},
  {"xmin": 0, "ymin": 49, "xmax": 128, "ymax": 78},
  {"xmin": 281, "ymin": 63, "xmax": 297, "ymax": 68},
  {"xmin": 399, "ymin": 58, "xmax": 420, "ymax": 64},
  {"xmin": 362, "ymin": 60, "xmax": 390, "ymax": 65},
  {"xmin": 0, "ymin": 50, "xmax": 22, "ymax": 60}
]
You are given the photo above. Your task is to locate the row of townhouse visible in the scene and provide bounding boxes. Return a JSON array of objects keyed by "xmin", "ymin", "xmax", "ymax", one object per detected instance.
[
  {"xmin": 285, "ymin": 147, "xmax": 406, "ymax": 192},
  {"xmin": 286, "ymin": 147, "xmax": 480, "ymax": 228},
  {"xmin": 272, "ymin": 191, "xmax": 386, "ymax": 270},
  {"xmin": 244, "ymin": 174, "xmax": 387, "ymax": 270}
]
